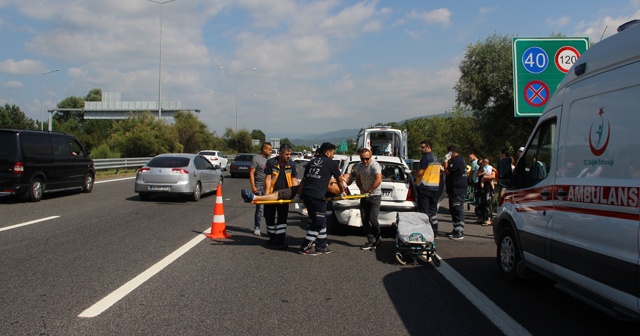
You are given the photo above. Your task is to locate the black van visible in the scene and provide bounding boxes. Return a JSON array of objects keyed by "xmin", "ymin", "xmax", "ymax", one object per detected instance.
[{"xmin": 0, "ymin": 129, "xmax": 95, "ymax": 202}]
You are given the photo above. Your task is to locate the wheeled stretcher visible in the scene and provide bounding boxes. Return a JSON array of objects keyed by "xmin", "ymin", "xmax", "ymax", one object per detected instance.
[{"xmin": 395, "ymin": 212, "xmax": 440, "ymax": 267}]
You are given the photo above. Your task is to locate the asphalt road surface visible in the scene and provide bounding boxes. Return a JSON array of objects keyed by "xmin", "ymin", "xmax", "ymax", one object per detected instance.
[{"xmin": 1, "ymin": 172, "xmax": 637, "ymax": 335}]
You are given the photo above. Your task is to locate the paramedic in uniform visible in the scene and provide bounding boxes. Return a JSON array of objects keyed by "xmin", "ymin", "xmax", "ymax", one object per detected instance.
[
  {"xmin": 444, "ymin": 145, "xmax": 467, "ymax": 240},
  {"xmin": 355, "ymin": 147, "xmax": 383, "ymax": 250},
  {"xmin": 263, "ymin": 144, "xmax": 298, "ymax": 249},
  {"xmin": 412, "ymin": 140, "xmax": 441, "ymax": 237},
  {"xmin": 297, "ymin": 142, "xmax": 344, "ymax": 255}
]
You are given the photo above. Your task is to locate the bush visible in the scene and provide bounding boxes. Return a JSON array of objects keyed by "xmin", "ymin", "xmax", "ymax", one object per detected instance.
[{"xmin": 90, "ymin": 143, "xmax": 121, "ymax": 159}]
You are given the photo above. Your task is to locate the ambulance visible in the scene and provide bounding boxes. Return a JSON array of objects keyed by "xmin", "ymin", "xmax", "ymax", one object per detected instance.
[
  {"xmin": 357, "ymin": 126, "xmax": 408, "ymax": 159},
  {"xmin": 494, "ymin": 20, "xmax": 640, "ymax": 320}
]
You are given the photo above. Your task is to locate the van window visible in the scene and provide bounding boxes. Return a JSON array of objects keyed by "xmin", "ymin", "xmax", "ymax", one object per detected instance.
[
  {"xmin": 515, "ymin": 118, "xmax": 556, "ymax": 188},
  {"xmin": 21, "ymin": 133, "xmax": 52, "ymax": 156},
  {"xmin": 563, "ymin": 87, "xmax": 640, "ymax": 179},
  {"xmin": 70, "ymin": 140, "xmax": 84, "ymax": 156},
  {"xmin": 51, "ymin": 135, "xmax": 72, "ymax": 156},
  {"xmin": 0, "ymin": 132, "xmax": 18, "ymax": 161}
]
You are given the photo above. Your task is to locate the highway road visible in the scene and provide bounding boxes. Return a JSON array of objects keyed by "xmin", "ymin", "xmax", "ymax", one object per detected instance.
[{"xmin": 1, "ymin": 172, "xmax": 637, "ymax": 335}]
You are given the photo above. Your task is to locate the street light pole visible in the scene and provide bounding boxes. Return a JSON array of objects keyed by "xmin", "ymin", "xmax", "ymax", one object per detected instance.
[
  {"xmin": 145, "ymin": 0, "xmax": 177, "ymax": 119},
  {"xmin": 40, "ymin": 69, "xmax": 59, "ymax": 131},
  {"xmin": 220, "ymin": 66, "xmax": 257, "ymax": 151},
  {"xmin": 255, "ymin": 93, "xmax": 279, "ymax": 142}
]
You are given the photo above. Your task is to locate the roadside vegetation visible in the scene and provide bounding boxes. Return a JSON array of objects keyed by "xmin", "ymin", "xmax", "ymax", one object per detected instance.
[{"xmin": 1, "ymin": 33, "xmax": 535, "ymax": 164}]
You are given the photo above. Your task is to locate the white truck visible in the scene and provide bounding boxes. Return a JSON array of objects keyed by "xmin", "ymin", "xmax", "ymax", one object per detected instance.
[{"xmin": 357, "ymin": 126, "xmax": 408, "ymax": 159}]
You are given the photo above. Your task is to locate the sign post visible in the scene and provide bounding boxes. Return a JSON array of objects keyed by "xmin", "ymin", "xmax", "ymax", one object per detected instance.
[{"xmin": 513, "ymin": 37, "xmax": 589, "ymax": 117}]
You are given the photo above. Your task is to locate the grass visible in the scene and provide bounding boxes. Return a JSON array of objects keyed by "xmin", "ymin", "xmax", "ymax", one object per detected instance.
[{"xmin": 95, "ymin": 168, "xmax": 138, "ymax": 180}]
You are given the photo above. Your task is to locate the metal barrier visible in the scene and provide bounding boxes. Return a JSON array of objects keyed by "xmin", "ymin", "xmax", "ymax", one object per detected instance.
[{"xmin": 93, "ymin": 157, "xmax": 152, "ymax": 171}]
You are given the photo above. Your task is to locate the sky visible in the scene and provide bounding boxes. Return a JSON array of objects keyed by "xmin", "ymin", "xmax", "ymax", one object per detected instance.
[{"xmin": 1, "ymin": 0, "xmax": 639, "ymax": 138}]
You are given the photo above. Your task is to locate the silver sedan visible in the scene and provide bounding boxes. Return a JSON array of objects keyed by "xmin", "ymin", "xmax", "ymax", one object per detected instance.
[{"xmin": 134, "ymin": 153, "xmax": 222, "ymax": 201}]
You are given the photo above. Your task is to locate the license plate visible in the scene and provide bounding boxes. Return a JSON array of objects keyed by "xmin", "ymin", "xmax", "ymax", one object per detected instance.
[
  {"xmin": 149, "ymin": 186, "xmax": 171, "ymax": 192},
  {"xmin": 382, "ymin": 189, "xmax": 392, "ymax": 197}
]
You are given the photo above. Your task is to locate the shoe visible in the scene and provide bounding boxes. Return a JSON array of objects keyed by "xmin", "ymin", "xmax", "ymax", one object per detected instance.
[
  {"xmin": 316, "ymin": 247, "xmax": 332, "ymax": 254},
  {"xmin": 482, "ymin": 221, "xmax": 492, "ymax": 226},
  {"xmin": 448, "ymin": 232, "xmax": 464, "ymax": 240},
  {"xmin": 241, "ymin": 189, "xmax": 254, "ymax": 203},
  {"xmin": 299, "ymin": 248, "xmax": 320, "ymax": 256},
  {"xmin": 301, "ymin": 208, "xmax": 308, "ymax": 216},
  {"xmin": 361, "ymin": 241, "xmax": 375, "ymax": 250},
  {"xmin": 253, "ymin": 228, "xmax": 261, "ymax": 236}
]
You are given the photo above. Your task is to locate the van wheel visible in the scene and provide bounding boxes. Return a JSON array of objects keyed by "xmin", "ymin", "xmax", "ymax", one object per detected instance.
[
  {"xmin": 82, "ymin": 173, "xmax": 94, "ymax": 193},
  {"xmin": 191, "ymin": 182, "xmax": 202, "ymax": 202},
  {"xmin": 139, "ymin": 193, "xmax": 151, "ymax": 201},
  {"xmin": 497, "ymin": 227, "xmax": 522, "ymax": 282},
  {"xmin": 28, "ymin": 178, "xmax": 44, "ymax": 202}
]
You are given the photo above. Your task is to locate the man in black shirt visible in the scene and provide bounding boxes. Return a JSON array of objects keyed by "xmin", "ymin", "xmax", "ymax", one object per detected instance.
[
  {"xmin": 444, "ymin": 145, "xmax": 467, "ymax": 240},
  {"xmin": 297, "ymin": 142, "xmax": 344, "ymax": 255}
]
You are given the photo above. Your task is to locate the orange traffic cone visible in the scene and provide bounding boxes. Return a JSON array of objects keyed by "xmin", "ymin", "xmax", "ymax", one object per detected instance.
[{"xmin": 205, "ymin": 182, "xmax": 232, "ymax": 239}]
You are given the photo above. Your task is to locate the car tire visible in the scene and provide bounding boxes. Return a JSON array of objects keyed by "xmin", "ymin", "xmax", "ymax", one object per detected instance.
[
  {"xmin": 497, "ymin": 226, "xmax": 522, "ymax": 282},
  {"xmin": 27, "ymin": 178, "xmax": 44, "ymax": 202},
  {"xmin": 191, "ymin": 182, "xmax": 202, "ymax": 202},
  {"xmin": 82, "ymin": 173, "xmax": 94, "ymax": 193},
  {"xmin": 139, "ymin": 193, "xmax": 152, "ymax": 201}
]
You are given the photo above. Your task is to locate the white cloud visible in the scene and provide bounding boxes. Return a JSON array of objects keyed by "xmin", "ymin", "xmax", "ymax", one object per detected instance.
[
  {"xmin": 407, "ymin": 8, "xmax": 452, "ymax": 27},
  {"xmin": 4, "ymin": 80, "xmax": 23, "ymax": 88},
  {"xmin": 334, "ymin": 74, "xmax": 354, "ymax": 91},
  {"xmin": 0, "ymin": 59, "xmax": 45, "ymax": 74},
  {"xmin": 574, "ymin": 10, "xmax": 640, "ymax": 41}
]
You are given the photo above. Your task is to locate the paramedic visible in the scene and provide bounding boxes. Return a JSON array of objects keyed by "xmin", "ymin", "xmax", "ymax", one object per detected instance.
[
  {"xmin": 298, "ymin": 143, "xmax": 344, "ymax": 255},
  {"xmin": 444, "ymin": 145, "xmax": 467, "ymax": 240},
  {"xmin": 412, "ymin": 140, "xmax": 441, "ymax": 237},
  {"xmin": 263, "ymin": 144, "xmax": 298, "ymax": 249}
]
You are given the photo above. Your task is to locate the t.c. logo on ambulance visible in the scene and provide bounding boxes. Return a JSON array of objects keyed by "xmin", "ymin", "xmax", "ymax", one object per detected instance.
[{"xmin": 588, "ymin": 107, "xmax": 611, "ymax": 156}]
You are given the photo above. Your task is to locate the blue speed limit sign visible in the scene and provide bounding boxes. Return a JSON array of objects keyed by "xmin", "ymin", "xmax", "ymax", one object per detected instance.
[{"xmin": 522, "ymin": 46, "xmax": 548, "ymax": 74}]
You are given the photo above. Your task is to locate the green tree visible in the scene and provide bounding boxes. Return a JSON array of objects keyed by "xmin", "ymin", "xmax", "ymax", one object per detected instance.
[
  {"xmin": 108, "ymin": 112, "xmax": 182, "ymax": 157},
  {"xmin": 0, "ymin": 104, "xmax": 38, "ymax": 129},
  {"xmin": 454, "ymin": 33, "xmax": 536, "ymax": 157},
  {"xmin": 173, "ymin": 111, "xmax": 215, "ymax": 153},
  {"xmin": 251, "ymin": 129, "xmax": 265, "ymax": 143},
  {"xmin": 85, "ymin": 88, "xmax": 102, "ymax": 102},
  {"xmin": 280, "ymin": 137, "xmax": 294, "ymax": 148},
  {"xmin": 223, "ymin": 127, "xmax": 253, "ymax": 153},
  {"xmin": 55, "ymin": 96, "xmax": 85, "ymax": 124}
]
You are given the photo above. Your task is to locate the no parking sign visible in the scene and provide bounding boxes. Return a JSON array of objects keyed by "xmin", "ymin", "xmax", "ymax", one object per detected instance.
[{"xmin": 513, "ymin": 37, "xmax": 590, "ymax": 117}]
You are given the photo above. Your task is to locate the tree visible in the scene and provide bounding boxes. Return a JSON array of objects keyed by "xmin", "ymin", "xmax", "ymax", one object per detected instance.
[
  {"xmin": 223, "ymin": 127, "xmax": 253, "ymax": 153},
  {"xmin": 55, "ymin": 96, "xmax": 85, "ymax": 124},
  {"xmin": 84, "ymin": 88, "xmax": 102, "ymax": 102},
  {"xmin": 454, "ymin": 33, "xmax": 536, "ymax": 157},
  {"xmin": 0, "ymin": 104, "xmax": 37, "ymax": 130},
  {"xmin": 280, "ymin": 137, "xmax": 294, "ymax": 148},
  {"xmin": 251, "ymin": 129, "xmax": 265, "ymax": 143},
  {"xmin": 173, "ymin": 111, "xmax": 216, "ymax": 153},
  {"xmin": 108, "ymin": 112, "xmax": 182, "ymax": 157}
]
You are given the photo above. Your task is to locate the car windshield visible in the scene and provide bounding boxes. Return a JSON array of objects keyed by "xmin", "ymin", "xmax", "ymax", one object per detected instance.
[
  {"xmin": 345, "ymin": 161, "xmax": 407, "ymax": 183},
  {"xmin": 147, "ymin": 157, "xmax": 190, "ymax": 168},
  {"xmin": 235, "ymin": 155, "xmax": 254, "ymax": 161}
]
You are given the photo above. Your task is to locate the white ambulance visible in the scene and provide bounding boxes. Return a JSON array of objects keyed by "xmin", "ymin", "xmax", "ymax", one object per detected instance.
[
  {"xmin": 357, "ymin": 126, "xmax": 408, "ymax": 159},
  {"xmin": 495, "ymin": 21, "xmax": 640, "ymax": 320}
]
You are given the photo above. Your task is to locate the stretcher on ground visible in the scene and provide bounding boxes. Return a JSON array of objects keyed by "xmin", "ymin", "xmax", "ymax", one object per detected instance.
[{"xmin": 395, "ymin": 212, "xmax": 440, "ymax": 267}]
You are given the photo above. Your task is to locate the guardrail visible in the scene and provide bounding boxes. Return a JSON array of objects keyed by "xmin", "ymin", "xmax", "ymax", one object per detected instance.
[{"xmin": 93, "ymin": 157, "xmax": 152, "ymax": 171}]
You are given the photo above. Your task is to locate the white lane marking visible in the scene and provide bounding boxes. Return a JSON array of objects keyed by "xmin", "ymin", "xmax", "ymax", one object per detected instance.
[
  {"xmin": 435, "ymin": 255, "xmax": 532, "ymax": 336},
  {"xmin": 94, "ymin": 176, "xmax": 136, "ymax": 184},
  {"xmin": 0, "ymin": 216, "xmax": 60, "ymax": 232},
  {"xmin": 78, "ymin": 226, "xmax": 212, "ymax": 318}
]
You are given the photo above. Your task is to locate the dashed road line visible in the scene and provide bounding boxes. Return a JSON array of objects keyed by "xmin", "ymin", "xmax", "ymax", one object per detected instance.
[{"xmin": 0, "ymin": 216, "xmax": 60, "ymax": 232}]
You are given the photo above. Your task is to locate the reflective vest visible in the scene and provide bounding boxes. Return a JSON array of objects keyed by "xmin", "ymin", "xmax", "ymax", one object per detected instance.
[
  {"xmin": 267, "ymin": 160, "xmax": 296, "ymax": 193},
  {"xmin": 416, "ymin": 153, "xmax": 441, "ymax": 190}
]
